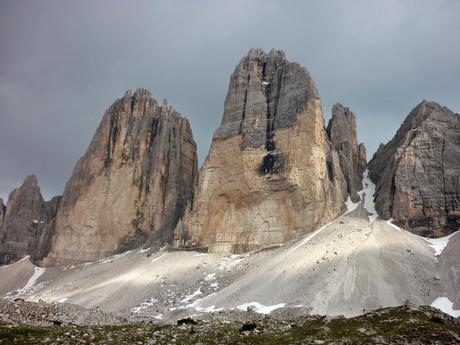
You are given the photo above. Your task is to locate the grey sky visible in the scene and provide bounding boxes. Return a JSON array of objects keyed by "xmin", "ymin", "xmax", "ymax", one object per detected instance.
[{"xmin": 1, "ymin": 0, "xmax": 459, "ymax": 200}]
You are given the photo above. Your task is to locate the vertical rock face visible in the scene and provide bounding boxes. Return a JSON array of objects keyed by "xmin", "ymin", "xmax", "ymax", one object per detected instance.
[
  {"xmin": 175, "ymin": 49, "xmax": 347, "ymax": 254},
  {"xmin": 0, "ymin": 176, "xmax": 50, "ymax": 265},
  {"xmin": 30, "ymin": 196, "xmax": 61, "ymax": 263},
  {"xmin": 369, "ymin": 101, "xmax": 460, "ymax": 236},
  {"xmin": 0, "ymin": 199, "xmax": 5, "ymax": 230},
  {"xmin": 37, "ymin": 89, "xmax": 197, "ymax": 266},
  {"xmin": 326, "ymin": 103, "xmax": 367, "ymax": 202}
]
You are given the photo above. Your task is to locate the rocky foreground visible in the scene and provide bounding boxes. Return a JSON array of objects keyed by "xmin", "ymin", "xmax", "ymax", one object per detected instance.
[{"xmin": 0, "ymin": 304, "xmax": 459, "ymax": 345}]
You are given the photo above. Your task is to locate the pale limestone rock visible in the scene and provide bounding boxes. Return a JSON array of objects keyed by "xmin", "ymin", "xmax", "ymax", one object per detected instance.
[
  {"xmin": 38, "ymin": 89, "xmax": 197, "ymax": 266},
  {"xmin": 175, "ymin": 49, "xmax": 347, "ymax": 254},
  {"xmin": 369, "ymin": 101, "xmax": 460, "ymax": 236},
  {"xmin": 0, "ymin": 176, "xmax": 52, "ymax": 265}
]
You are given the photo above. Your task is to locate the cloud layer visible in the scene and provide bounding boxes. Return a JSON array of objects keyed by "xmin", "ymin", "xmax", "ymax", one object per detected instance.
[{"xmin": 1, "ymin": 0, "xmax": 459, "ymax": 199}]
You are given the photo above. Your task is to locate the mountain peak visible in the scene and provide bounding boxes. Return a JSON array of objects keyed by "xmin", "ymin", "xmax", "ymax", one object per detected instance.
[{"xmin": 369, "ymin": 101, "xmax": 460, "ymax": 236}]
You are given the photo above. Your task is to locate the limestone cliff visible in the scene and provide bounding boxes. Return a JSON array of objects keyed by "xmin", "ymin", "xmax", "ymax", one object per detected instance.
[
  {"xmin": 175, "ymin": 49, "xmax": 347, "ymax": 253},
  {"xmin": 0, "ymin": 199, "xmax": 5, "ymax": 230},
  {"xmin": 326, "ymin": 103, "xmax": 367, "ymax": 202},
  {"xmin": 0, "ymin": 176, "xmax": 53, "ymax": 265},
  {"xmin": 30, "ymin": 196, "xmax": 61, "ymax": 263},
  {"xmin": 368, "ymin": 101, "xmax": 460, "ymax": 236},
  {"xmin": 38, "ymin": 89, "xmax": 197, "ymax": 266}
]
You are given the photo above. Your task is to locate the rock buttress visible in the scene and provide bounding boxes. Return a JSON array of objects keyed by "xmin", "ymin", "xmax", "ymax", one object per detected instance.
[
  {"xmin": 368, "ymin": 101, "xmax": 460, "ymax": 236},
  {"xmin": 175, "ymin": 49, "xmax": 347, "ymax": 254},
  {"xmin": 0, "ymin": 176, "xmax": 53, "ymax": 265},
  {"xmin": 326, "ymin": 103, "xmax": 367, "ymax": 202},
  {"xmin": 38, "ymin": 89, "xmax": 197, "ymax": 266}
]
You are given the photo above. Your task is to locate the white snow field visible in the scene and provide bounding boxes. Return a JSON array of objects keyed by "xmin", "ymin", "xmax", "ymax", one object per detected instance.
[
  {"xmin": 359, "ymin": 170, "xmax": 378, "ymax": 222},
  {"xmin": 425, "ymin": 233, "xmax": 456, "ymax": 256},
  {"xmin": 0, "ymin": 193, "xmax": 457, "ymax": 320},
  {"xmin": 431, "ymin": 297, "xmax": 460, "ymax": 318}
]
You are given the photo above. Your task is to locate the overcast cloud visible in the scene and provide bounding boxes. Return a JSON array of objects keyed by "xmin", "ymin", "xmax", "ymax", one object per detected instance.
[{"xmin": 1, "ymin": 0, "xmax": 459, "ymax": 200}]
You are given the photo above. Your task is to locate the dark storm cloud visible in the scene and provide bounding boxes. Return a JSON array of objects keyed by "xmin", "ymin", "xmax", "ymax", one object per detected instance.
[{"xmin": 1, "ymin": 0, "xmax": 459, "ymax": 200}]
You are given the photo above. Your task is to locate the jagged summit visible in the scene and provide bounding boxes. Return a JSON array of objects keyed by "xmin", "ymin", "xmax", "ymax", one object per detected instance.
[
  {"xmin": 326, "ymin": 103, "xmax": 367, "ymax": 202},
  {"xmin": 0, "ymin": 175, "xmax": 58, "ymax": 265},
  {"xmin": 113, "ymin": 88, "xmax": 182, "ymax": 118},
  {"xmin": 22, "ymin": 175, "xmax": 38, "ymax": 186},
  {"xmin": 175, "ymin": 49, "xmax": 347, "ymax": 254},
  {"xmin": 369, "ymin": 101, "xmax": 460, "ymax": 236},
  {"xmin": 35, "ymin": 89, "xmax": 198, "ymax": 266},
  {"xmin": 376, "ymin": 100, "xmax": 456, "ymax": 149},
  {"xmin": 215, "ymin": 48, "xmax": 319, "ymax": 148}
]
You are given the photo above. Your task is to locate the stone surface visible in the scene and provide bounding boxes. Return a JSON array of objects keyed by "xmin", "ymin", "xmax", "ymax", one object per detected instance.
[
  {"xmin": 0, "ymin": 176, "xmax": 52, "ymax": 265},
  {"xmin": 30, "ymin": 196, "xmax": 61, "ymax": 263},
  {"xmin": 0, "ymin": 298, "xmax": 128, "ymax": 326},
  {"xmin": 326, "ymin": 103, "xmax": 367, "ymax": 202},
  {"xmin": 368, "ymin": 101, "xmax": 460, "ymax": 236},
  {"xmin": 37, "ymin": 89, "xmax": 197, "ymax": 266},
  {"xmin": 0, "ymin": 198, "xmax": 5, "ymax": 230},
  {"xmin": 175, "ymin": 49, "xmax": 347, "ymax": 253},
  {"xmin": 442, "ymin": 232, "xmax": 460, "ymax": 310}
]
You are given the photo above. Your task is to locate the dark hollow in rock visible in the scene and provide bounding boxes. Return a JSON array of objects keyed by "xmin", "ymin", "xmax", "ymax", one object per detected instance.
[
  {"xmin": 177, "ymin": 317, "xmax": 198, "ymax": 326},
  {"xmin": 430, "ymin": 315, "xmax": 444, "ymax": 324},
  {"xmin": 259, "ymin": 153, "xmax": 285, "ymax": 175},
  {"xmin": 239, "ymin": 322, "xmax": 257, "ymax": 332}
]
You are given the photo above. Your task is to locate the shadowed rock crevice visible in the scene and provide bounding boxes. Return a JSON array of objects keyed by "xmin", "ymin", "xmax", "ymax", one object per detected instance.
[
  {"xmin": 259, "ymin": 152, "xmax": 285, "ymax": 175},
  {"xmin": 326, "ymin": 103, "xmax": 367, "ymax": 202}
]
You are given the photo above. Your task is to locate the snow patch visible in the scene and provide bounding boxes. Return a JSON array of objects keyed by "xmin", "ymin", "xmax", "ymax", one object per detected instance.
[
  {"xmin": 345, "ymin": 195, "xmax": 359, "ymax": 213},
  {"xmin": 22, "ymin": 266, "xmax": 46, "ymax": 292},
  {"xmin": 196, "ymin": 305, "xmax": 224, "ymax": 313},
  {"xmin": 8, "ymin": 266, "xmax": 46, "ymax": 297},
  {"xmin": 235, "ymin": 302, "xmax": 286, "ymax": 314},
  {"xmin": 204, "ymin": 273, "xmax": 216, "ymax": 282},
  {"xmin": 287, "ymin": 218, "xmax": 336, "ymax": 254},
  {"xmin": 57, "ymin": 297, "xmax": 68, "ymax": 303},
  {"xmin": 138, "ymin": 247, "xmax": 150, "ymax": 253},
  {"xmin": 204, "ymin": 272, "xmax": 219, "ymax": 289},
  {"xmin": 218, "ymin": 255, "xmax": 244, "ymax": 271},
  {"xmin": 383, "ymin": 218, "xmax": 452, "ymax": 259},
  {"xmin": 424, "ymin": 233, "xmax": 455, "ymax": 256},
  {"xmin": 151, "ymin": 252, "xmax": 167, "ymax": 263},
  {"xmin": 181, "ymin": 288, "xmax": 202, "ymax": 303},
  {"xmin": 131, "ymin": 298, "xmax": 158, "ymax": 314},
  {"xmin": 431, "ymin": 297, "xmax": 460, "ymax": 317},
  {"xmin": 384, "ymin": 218, "xmax": 403, "ymax": 232},
  {"xmin": 359, "ymin": 170, "xmax": 378, "ymax": 223},
  {"xmin": 101, "ymin": 250, "xmax": 133, "ymax": 264}
]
